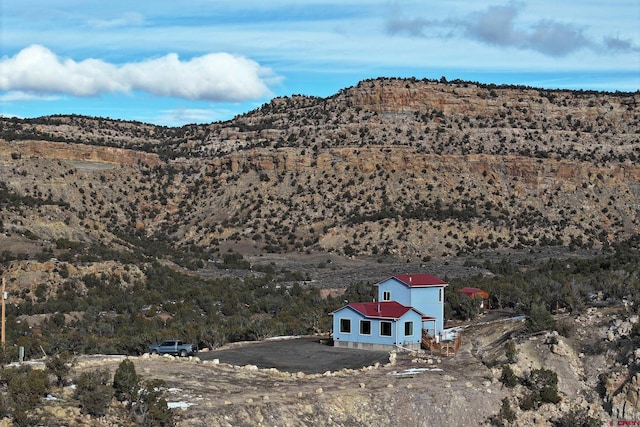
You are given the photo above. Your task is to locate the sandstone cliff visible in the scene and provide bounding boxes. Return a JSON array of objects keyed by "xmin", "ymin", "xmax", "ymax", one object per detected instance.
[{"xmin": 0, "ymin": 78, "xmax": 638, "ymax": 259}]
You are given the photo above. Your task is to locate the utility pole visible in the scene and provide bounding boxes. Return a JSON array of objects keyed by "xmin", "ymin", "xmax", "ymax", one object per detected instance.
[{"xmin": 1, "ymin": 276, "xmax": 5, "ymax": 347}]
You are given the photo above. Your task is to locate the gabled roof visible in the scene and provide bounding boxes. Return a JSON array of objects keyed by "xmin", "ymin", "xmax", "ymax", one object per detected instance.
[
  {"xmin": 331, "ymin": 301, "xmax": 420, "ymax": 320},
  {"xmin": 381, "ymin": 273, "xmax": 448, "ymax": 288}
]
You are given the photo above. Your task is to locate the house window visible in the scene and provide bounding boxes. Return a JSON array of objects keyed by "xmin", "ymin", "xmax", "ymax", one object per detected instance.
[
  {"xmin": 439, "ymin": 288, "xmax": 442, "ymax": 302},
  {"xmin": 360, "ymin": 320, "xmax": 371, "ymax": 335},
  {"xmin": 380, "ymin": 321, "xmax": 392, "ymax": 336},
  {"xmin": 340, "ymin": 319, "xmax": 351, "ymax": 334},
  {"xmin": 404, "ymin": 321, "xmax": 413, "ymax": 336},
  {"xmin": 382, "ymin": 291, "xmax": 391, "ymax": 301}
]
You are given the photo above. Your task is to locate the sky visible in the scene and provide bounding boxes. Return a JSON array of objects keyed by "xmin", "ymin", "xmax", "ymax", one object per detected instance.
[{"xmin": 1, "ymin": 1, "xmax": 639, "ymax": 127}]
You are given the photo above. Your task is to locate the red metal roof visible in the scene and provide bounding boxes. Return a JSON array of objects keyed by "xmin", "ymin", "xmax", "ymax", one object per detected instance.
[
  {"xmin": 346, "ymin": 301, "xmax": 415, "ymax": 319},
  {"xmin": 391, "ymin": 273, "xmax": 447, "ymax": 287},
  {"xmin": 458, "ymin": 287, "xmax": 489, "ymax": 297}
]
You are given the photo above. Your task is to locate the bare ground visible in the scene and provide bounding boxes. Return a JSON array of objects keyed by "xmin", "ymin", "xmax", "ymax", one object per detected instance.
[
  {"xmin": 201, "ymin": 336, "xmax": 390, "ymax": 374},
  {"xmin": 64, "ymin": 313, "xmax": 522, "ymax": 426},
  {"xmin": 49, "ymin": 307, "xmax": 621, "ymax": 426}
]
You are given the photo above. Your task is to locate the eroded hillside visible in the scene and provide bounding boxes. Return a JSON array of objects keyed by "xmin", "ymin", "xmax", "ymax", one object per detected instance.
[{"xmin": 0, "ymin": 78, "xmax": 638, "ymax": 265}]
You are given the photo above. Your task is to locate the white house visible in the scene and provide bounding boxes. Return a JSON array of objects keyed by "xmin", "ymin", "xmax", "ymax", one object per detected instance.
[{"xmin": 331, "ymin": 273, "xmax": 448, "ymax": 351}]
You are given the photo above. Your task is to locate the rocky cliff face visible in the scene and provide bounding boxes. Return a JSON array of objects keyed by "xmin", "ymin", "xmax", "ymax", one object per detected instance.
[
  {"xmin": 346, "ymin": 78, "xmax": 637, "ymax": 120},
  {"xmin": 0, "ymin": 78, "xmax": 638, "ymax": 260},
  {"xmin": 606, "ymin": 372, "xmax": 640, "ymax": 420},
  {"xmin": 0, "ymin": 140, "xmax": 160, "ymax": 167}
]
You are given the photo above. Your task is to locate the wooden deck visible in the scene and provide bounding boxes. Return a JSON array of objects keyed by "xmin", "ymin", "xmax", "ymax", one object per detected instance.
[{"xmin": 421, "ymin": 329, "xmax": 462, "ymax": 356}]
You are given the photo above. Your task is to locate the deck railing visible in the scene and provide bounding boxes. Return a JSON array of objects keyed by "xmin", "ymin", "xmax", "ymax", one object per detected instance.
[{"xmin": 421, "ymin": 329, "xmax": 462, "ymax": 356}]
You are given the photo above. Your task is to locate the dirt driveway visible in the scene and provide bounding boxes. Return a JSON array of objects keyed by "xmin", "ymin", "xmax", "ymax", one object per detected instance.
[{"xmin": 200, "ymin": 336, "xmax": 390, "ymax": 374}]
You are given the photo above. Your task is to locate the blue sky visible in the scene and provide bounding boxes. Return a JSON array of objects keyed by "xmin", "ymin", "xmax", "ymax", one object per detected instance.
[{"xmin": 1, "ymin": 1, "xmax": 639, "ymax": 126}]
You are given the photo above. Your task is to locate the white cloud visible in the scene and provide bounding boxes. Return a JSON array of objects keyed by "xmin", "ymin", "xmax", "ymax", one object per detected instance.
[
  {"xmin": 120, "ymin": 52, "xmax": 275, "ymax": 101},
  {"xmin": 0, "ymin": 91, "xmax": 61, "ymax": 102},
  {"xmin": 0, "ymin": 45, "xmax": 278, "ymax": 101},
  {"xmin": 153, "ymin": 108, "xmax": 221, "ymax": 126},
  {"xmin": 0, "ymin": 45, "xmax": 124, "ymax": 97}
]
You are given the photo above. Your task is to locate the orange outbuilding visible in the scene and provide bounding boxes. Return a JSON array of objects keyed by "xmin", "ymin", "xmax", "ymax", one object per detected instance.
[{"xmin": 457, "ymin": 287, "xmax": 490, "ymax": 309}]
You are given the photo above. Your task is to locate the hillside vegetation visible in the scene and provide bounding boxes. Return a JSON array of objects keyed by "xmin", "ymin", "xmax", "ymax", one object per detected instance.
[
  {"xmin": 0, "ymin": 77, "xmax": 638, "ymax": 425},
  {"xmin": 1, "ymin": 78, "xmax": 638, "ymax": 262}
]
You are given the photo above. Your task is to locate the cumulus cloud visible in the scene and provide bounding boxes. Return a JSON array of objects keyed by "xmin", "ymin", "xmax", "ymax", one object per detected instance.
[
  {"xmin": 0, "ymin": 45, "xmax": 277, "ymax": 101},
  {"xmin": 0, "ymin": 45, "xmax": 124, "ymax": 97},
  {"xmin": 386, "ymin": 2, "xmax": 636, "ymax": 57}
]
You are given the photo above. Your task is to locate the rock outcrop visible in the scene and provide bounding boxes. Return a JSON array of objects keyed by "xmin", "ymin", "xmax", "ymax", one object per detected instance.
[{"xmin": 0, "ymin": 140, "xmax": 160, "ymax": 167}]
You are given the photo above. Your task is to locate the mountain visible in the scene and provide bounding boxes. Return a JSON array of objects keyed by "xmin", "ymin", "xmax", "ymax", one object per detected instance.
[
  {"xmin": 1, "ymin": 77, "xmax": 640, "ymax": 426},
  {"xmin": 1, "ymin": 78, "xmax": 638, "ymax": 266}
]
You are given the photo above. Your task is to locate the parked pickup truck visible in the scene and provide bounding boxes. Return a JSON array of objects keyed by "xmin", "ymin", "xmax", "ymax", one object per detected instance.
[{"xmin": 148, "ymin": 340, "xmax": 198, "ymax": 357}]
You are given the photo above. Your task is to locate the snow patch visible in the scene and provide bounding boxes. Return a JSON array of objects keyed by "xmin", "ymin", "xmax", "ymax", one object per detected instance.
[
  {"xmin": 388, "ymin": 368, "xmax": 443, "ymax": 376},
  {"xmin": 168, "ymin": 401, "xmax": 194, "ymax": 409}
]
